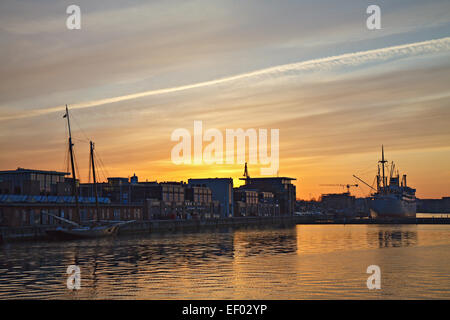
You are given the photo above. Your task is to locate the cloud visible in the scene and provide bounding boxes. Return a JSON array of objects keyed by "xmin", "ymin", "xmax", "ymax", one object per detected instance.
[{"xmin": 2, "ymin": 36, "xmax": 449, "ymax": 122}]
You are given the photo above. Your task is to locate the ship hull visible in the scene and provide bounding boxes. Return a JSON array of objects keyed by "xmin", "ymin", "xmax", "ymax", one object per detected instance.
[
  {"xmin": 46, "ymin": 225, "xmax": 119, "ymax": 240},
  {"xmin": 369, "ymin": 197, "xmax": 416, "ymax": 218}
]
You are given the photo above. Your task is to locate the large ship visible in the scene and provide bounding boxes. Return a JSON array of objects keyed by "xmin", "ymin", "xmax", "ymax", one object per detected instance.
[{"xmin": 354, "ymin": 146, "xmax": 416, "ymax": 218}]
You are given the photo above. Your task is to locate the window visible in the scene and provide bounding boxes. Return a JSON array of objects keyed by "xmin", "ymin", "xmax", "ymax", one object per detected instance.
[
  {"xmin": 29, "ymin": 210, "xmax": 35, "ymax": 225},
  {"xmin": 134, "ymin": 209, "xmax": 140, "ymax": 219},
  {"xmin": 40, "ymin": 210, "xmax": 46, "ymax": 225},
  {"xmin": 114, "ymin": 209, "xmax": 120, "ymax": 220},
  {"xmin": 80, "ymin": 209, "xmax": 87, "ymax": 221},
  {"xmin": 48, "ymin": 210, "xmax": 54, "ymax": 225},
  {"xmin": 22, "ymin": 209, "xmax": 27, "ymax": 225}
]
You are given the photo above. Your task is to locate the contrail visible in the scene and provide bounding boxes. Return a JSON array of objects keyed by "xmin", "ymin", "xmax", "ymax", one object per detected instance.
[{"xmin": 2, "ymin": 37, "xmax": 450, "ymax": 121}]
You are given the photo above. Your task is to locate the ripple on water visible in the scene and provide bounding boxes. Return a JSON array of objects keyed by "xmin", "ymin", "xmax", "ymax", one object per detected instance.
[{"xmin": 0, "ymin": 225, "xmax": 449, "ymax": 299}]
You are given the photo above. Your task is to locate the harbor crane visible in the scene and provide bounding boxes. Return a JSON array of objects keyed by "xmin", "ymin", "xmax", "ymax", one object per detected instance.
[{"xmin": 320, "ymin": 183, "xmax": 359, "ymax": 194}]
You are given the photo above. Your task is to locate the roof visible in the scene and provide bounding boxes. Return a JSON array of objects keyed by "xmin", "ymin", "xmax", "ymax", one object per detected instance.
[
  {"xmin": 189, "ymin": 178, "xmax": 233, "ymax": 181},
  {"xmin": 239, "ymin": 177, "xmax": 296, "ymax": 181},
  {"xmin": 0, "ymin": 168, "xmax": 69, "ymax": 176}
]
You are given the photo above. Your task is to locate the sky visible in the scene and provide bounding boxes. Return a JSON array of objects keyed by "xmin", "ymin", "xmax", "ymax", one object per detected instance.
[{"xmin": 0, "ymin": 0, "xmax": 450, "ymax": 199}]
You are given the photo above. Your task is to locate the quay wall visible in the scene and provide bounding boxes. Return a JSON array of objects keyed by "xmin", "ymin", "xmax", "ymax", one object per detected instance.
[
  {"xmin": 119, "ymin": 215, "xmax": 297, "ymax": 234},
  {"xmin": 1, "ymin": 216, "xmax": 450, "ymax": 242},
  {"xmin": 0, "ymin": 216, "xmax": 298, "ymax": 242}
]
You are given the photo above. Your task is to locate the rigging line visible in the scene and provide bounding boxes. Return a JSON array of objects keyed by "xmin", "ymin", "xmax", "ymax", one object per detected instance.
[
  {"xmin": 97, "ymin": 151, "xmax": 110, "ymax": 182},
  {"xmin": 62, "ymin": 140, "xmax": 69, "ymax": 173},
  {"xmin": 66, "ymin": 144, "xmax": 70, "ymax": 175},
  {"xmin": 88, "ymin": 151, "xmax": 92, "ymax": 184},
  {"xmin": 99, "ymin": 167, "xmax": 107, "ymax": 184},
  {"xmin": 93, "ymin": 153, "xmax": 104, "ymax": 183},
  {"xmin": 95, "ymin": 153, "xmax": 108, "ymax": 183},
  {"xmin": 91, "ymin": 151, "xmax": 102, "ymax": 182},
  {"xmin": 62, "ymin": 119, "xmax": 69, "ymax": 172},
  {"xmin": 96, "ymin": 150, "xmax": 111, "ymax": 179},
  {"xmin": 100, "ymin": 163, "xmax": 109, "ymax": 183},
  {"xmin": 355, "ymin": 167, "xmax": 377, "ymax": 178},
  {"xmin": 356, "ymin": 163, "xmax": 374, "ymax": 174},
  {"xmin": 72, "ymin": 146, "xmax": 81, "ymax": 184},
  {"xmin": 64, "ymin": 138, "xmax": 71, "ymax": 175},
  {"xmin": 101, "ymin": 161, "xmax": 109, "ymax": 183},
  {"xmin": 72, "ymin": 137, "xmax": 89, "ymax": 143},
  {"xmin": 92, "ymin": 151, "xmax": 103, "ymax": 183},
  {"xmin": 100, "ymin": 167, "xmax": 107, "ymax": 184},
  {"xmin": 371, "ymin": 175, "xmax": 377, "ymax": 189},
  {"xmin": 99, "ymin": 155, "xmax": 110, "ymax": 179},
  {"xmin": 357, "ymin": 168, "xmax": 377, "ymax": 176},
  {"xmin": 92, "ymin": 143, "xmax": 111, "ymax": 183},
  {"xmin": 70, "ymin": 110, "xmax": 91, "ymax": 142}
]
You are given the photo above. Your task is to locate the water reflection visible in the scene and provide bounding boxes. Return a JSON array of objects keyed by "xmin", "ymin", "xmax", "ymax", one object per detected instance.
[
  {"xmin": 376, "ymin": 229, "xmax": 417, "ymax": 248},
  {"xmin": 233, "ymin": 227, "xmax": 297, "ymax": 257},
  {"xmin": 0, "ymin": 225, "xmax": 449, "ymax": 299}
]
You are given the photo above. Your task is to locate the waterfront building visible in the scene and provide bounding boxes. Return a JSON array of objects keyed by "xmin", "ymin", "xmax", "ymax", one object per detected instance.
[
  {"xmin": 321, "ymin": 192, "xmax": 356, "ymax": 217},
  {"xmin": 185, "ymin": 185, "xmax": 212, "ymax": 204},
  {"xmin": 417, "ymin": 197, "xmax": 450, "ymax": 213},
  {"xmin": 239, "ymin": 177, "xmax": 296, "ymax": 215},
  {"xmin": 0, "ymin": 194, "xmax": 142, "ymax": 227},
  {"xmin": 0, "ymin": 167, "xmax": 293, "ymax": 227},
  {"xmin": 234, "ymin": 189, "xmax": 258, "ymax": 217},
  {"xmin": 234, "ymin": 188, "xmax": 280, "ymax": 217},
  {"xmin": 188, "ymin": 178, "xmax": 234, "ymax": 218},
  {"xmin": 0, "ymin": 168, "xmax": 70, "ymax": 196},
  {"xmin": 258, "ymin": 191, "xmax": 279, "ymax": 216},
  {"xmin": 0, "ymin": 192, "xmax": 222, "ymax": 227},
  {"xmin": 80, "ymin": 176, "xmax": 221, "ymax": 220}
]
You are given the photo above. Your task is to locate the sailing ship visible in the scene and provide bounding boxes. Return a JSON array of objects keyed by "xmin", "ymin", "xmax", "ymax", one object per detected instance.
[
  {"xmin": 354, "ymin": 146, "xmax": 416, "ymax": 218},
  {"xmin": 45, "ymin": 105, "xmax": 134, "ymax": 240}
]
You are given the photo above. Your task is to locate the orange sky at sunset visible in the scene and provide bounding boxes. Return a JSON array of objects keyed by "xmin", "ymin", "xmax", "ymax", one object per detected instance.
[{"xmin": 1, "ymin": 1, "xmax": 450, "ymax": 200}]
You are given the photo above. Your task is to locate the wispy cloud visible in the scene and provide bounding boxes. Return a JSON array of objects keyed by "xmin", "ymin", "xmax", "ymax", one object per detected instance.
[{"xmin": 1, "ymin": 36, "xmax": 449, "ymax": 122}]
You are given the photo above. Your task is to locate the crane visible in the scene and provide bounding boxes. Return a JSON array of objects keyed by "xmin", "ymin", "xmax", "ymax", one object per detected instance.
[
  {"xmin": 352, "ymin": 175, "xmax": 377, "ymax": 192},
  {"xmin": 320, "ymin": 183, "xmax": 359, "ymax": 194}
]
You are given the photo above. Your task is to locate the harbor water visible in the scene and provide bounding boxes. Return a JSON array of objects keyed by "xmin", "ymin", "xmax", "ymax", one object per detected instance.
[{"xmin": 0, "ymin": 224, "xmax": 449, "ymax": 299}]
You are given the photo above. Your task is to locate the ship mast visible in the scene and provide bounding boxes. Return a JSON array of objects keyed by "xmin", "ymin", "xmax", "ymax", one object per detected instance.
[
  {"xmin": 379, "ymin": 145, "xmax": 387, "ymax": 193},
  {"xmin": 64, "ymin": 105, "xmax": 80, "ymax": 224},
  {"xmin": 90, "ymin": 141, "xmax": 100, "ymax": 222},
  {"xmin": 377, "ymin": 164, "xmax": 381, "ymax": 191}
]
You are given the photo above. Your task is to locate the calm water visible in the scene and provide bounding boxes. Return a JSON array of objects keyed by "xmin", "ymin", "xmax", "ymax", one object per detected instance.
[{"xmin": 0, "ymin": 224, "xmax": 449, "ymax": 299}]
